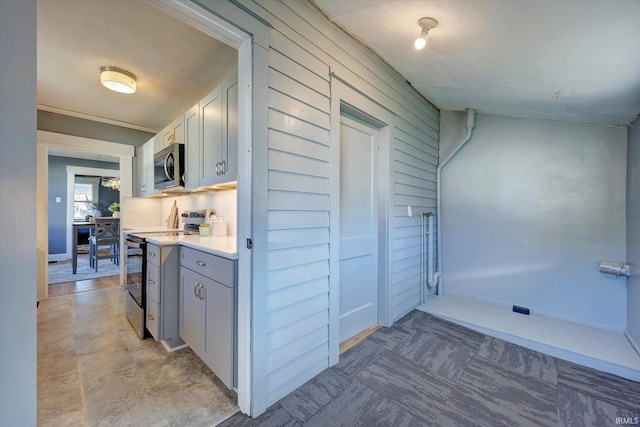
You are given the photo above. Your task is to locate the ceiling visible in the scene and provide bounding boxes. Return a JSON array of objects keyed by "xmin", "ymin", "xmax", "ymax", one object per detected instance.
[
  {"xmin": 37, "ymin": 0, "xmax": 237, "ymax": 133},
  {"xmin": 312, "ymin": 0, "xmax": 640, "ymax": 126},
  {"xmin": 37, "ymin": 0, "xmax": 640, "ymax": 134}
]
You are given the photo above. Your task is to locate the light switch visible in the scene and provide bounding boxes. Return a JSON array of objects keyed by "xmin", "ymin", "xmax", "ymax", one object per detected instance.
[
  {"xmin": 407, "ymin": 205, "xmax": 412, "ymax": 217},
  {"xmin": 55, "ymin": 197, "xmax": 62, "ymax": 203}
]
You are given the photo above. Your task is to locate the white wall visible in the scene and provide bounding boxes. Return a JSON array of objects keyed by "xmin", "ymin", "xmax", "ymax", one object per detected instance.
[
  {"xmin": 627, "ymin": 117, "xmax": 640, "ymax": 347},
  {"xmin": 0, "ymin": 0, "xmax": 37, "ymax": 425},
  {"xmin": 440, "ymin": 112, "xmax": 627, "ymax": 331}
]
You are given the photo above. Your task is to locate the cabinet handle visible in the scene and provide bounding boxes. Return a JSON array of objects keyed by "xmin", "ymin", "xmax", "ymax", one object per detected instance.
[
  {"xmin": 195, "ymin": 260, "xmax": 206, "ymax": 267},
  {"xmin": 215, "ymin": 162, "xmax": 221, "ymax": 175},
  {"xmin": 193, "ymin": 283, "xmax": 200, "ymax": 299},
  {"xmin": 147, "ymin": 314, "xmax": 155, "ymax": 321},
  {"xmin": 149, "ymin": 252, "xmax": 156, "ymax": 257},
  {"xmin": 198, "ymin": 284, "xmax": 205, "ymax": 300},
  {"xmin": 220, "ymin": 160, "xmax": 226, "ymax": 175}
]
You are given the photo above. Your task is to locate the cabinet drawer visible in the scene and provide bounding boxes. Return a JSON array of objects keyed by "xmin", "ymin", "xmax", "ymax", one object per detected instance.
[
  {"xmin": 147, "ymin": 264, "xmax": 160, "ymax": 303},
  {"xmin": 147, "ymin": 244, "xmax": 159, "ymax": 266},
  {"xmin": 180, "ymin": 247, "xmax": 234, "ymax": 288},
  {"xmin": 146, "ymin": 299, "xmax": 160, "ymax": 340}
]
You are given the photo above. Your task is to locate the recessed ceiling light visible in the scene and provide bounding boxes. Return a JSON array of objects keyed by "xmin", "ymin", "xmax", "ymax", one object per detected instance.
[{"xmin": 100, "ymin": 66, "xmax": 136, "ymax": 94}]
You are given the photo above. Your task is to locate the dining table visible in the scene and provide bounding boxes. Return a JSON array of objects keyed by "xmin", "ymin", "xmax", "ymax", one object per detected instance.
[{"xmin": 71, "ymin": 221, "xmax": 93, "ymax": 274}]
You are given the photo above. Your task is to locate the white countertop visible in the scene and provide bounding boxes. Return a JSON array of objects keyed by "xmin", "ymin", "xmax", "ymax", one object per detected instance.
[
  {"xmin": 145, "ymin": 235, "xmax": 238, "ymax": 260},
  {"xmin": 123, "ymin": 226, "xmax": 182, "ymax": 233}
]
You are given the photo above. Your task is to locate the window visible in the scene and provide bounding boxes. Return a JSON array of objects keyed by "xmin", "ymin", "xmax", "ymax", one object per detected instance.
[{"xmin": 73, "ymin": 182, "xmax": 94, "ymax": 221}]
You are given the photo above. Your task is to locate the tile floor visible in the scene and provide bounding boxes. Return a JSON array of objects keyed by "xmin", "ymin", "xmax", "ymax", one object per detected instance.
[
  {"xmin": 37, "ymin": 286, "xmax": 238, "ymax": 426},
  {"xmin": 221, "ymin": 310, "xmax": 640, "ymax": 427}
]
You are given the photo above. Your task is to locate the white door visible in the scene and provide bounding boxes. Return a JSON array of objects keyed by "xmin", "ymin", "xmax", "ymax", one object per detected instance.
[{"xmin": 339, "ymin": 114, "xmax": 379, "ymax": 342}]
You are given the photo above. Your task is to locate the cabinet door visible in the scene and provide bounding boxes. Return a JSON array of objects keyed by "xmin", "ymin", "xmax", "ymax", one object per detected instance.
[
  {"xmin": 144, "ymin": 138, "xmax": 158, "ymax": 196},
  {"xmin": 158, "ymin": 116, "xmax": 185, "ymax": 151},
  {"xmin": 184, "ymin": 103, "xmax": 200, "ymax": 190},
  {"xmin": 136, "ymin": 143, "xmax": 146, "ymax": 196},
  {"xmin": 146, "ymin": 263, "xmax": 160, "ymax": 304},
  {"xmin": 200, "ymin": 86, "xmax": 223, "ymax": 186},
  {"xmin": 172, "ymin": 116, "xmax": 184, "ymax": 145},
  {"xmin": 146, "ymin": 299, "xmax": 160, "ymax": 341},
  {"xmin": 179, "ymin": 267, "xmax": 205, "ymax": 353},
  {"xmin": 204, "ymin": 280, "xmax": 235, "ymax": 388},
  {"xmin": 222, "ymin": 72, "xmax": 238, "ymax": 183}
]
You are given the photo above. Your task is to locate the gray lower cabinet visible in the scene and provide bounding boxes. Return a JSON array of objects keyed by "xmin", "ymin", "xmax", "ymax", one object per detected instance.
[
  {"xmin": 146, "ymin": 243, "xmax": 184, "ymax": 349},
  {"xmin": 179, "ymin": 246, "xmax": 236, "ymax": 388}
]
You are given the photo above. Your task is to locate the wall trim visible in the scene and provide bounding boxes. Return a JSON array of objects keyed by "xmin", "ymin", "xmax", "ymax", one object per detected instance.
[
  {"xmin": 37, "ymin": 133, "xmax": 134, "ymax": 301},
  {"xmin": 626, "ymin": 330, "xmax": 640, "ymax": 358},
  {"xmin": 37, "ymin": 104, "xmax": 159, "ymax": 133},
  {"xmin": 65, "ymin": 166, "xmax": 121, "ymax": 261},
  {"xmin": 38, "ymin": 130, "xmax": 135, "ymax": 157}
]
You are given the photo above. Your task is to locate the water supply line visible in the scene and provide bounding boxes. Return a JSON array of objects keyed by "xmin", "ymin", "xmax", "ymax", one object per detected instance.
[{"xmin": 433, "ymin": 108, "xmax": 476, "ymax": 296}]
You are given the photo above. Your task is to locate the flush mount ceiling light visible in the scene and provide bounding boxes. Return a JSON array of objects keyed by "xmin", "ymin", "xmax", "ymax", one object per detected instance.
[
  {"xmin": 100, "ymin": 66, "xmax": 136, "ymax": 94},
  {"xmin": 414, "ymin": 17, "xmax": 438, "ymax": 50}
]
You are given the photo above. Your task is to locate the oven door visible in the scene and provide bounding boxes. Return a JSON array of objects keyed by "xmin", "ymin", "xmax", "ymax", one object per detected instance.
[{"xmin": 125, "ymin": 237, "xmax": 147, "ymax": 338}]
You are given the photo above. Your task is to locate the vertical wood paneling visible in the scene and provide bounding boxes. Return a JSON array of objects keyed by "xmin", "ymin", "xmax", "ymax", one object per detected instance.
[{"xmin": 246, "ymin": 0, "xmax": 440, "ymax": 410}]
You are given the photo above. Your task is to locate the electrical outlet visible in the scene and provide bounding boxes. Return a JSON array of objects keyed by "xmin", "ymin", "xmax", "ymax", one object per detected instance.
[
  {"xmin": 55, "ymin": 197, "xmax": 61, "ymax": 203},
  {"xmin": 407, "ymin": 206, "xmax": 412, "ymax": 217}
]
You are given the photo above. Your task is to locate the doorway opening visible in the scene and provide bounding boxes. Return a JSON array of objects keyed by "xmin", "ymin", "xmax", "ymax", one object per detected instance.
[{"xmin": 329, "ymin": 78, "xmax": 395, "ymax": 365}]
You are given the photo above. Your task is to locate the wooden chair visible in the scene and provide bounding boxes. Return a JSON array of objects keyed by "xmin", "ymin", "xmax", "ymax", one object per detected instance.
[{"xmin": 89, "ymin": 218, "xmax": 120, "ymax": 272}]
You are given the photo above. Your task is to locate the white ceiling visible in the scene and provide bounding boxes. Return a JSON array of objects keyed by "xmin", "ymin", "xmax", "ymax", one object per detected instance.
[
  {"xmin": 312, "ymin": 0, "xmax": 640, "ymax": 126},
  {"xmin": 37, "ymin": 0, "xmax": 237, "ymax": 133}
]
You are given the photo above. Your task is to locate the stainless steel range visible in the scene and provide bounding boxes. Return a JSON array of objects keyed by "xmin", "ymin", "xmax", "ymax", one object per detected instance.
[
  {"xmin": 124, "ymin": 229, "xmax": 198, "ymax": 339},
  {"xmin": 124, "ymin": 209, "xmax": 214, "ymax": 339}
]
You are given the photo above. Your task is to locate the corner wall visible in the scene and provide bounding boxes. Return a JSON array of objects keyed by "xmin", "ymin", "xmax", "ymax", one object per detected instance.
[
  {"xmin": 0, "ymin": 0, "xmax": 37, "ymax": 424},
  {"xmin": 440, "ymin": 112, "xmax": 627, "ymax": 330},
  {"xmin": 627, "ymin": 117, "xmax": 640, "ymax": 346}
]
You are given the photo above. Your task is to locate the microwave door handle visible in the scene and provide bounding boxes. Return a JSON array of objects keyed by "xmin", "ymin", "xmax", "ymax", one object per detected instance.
[{"xmin": 164, "ymin": 152, "xmax": 174, "ymax": 180}]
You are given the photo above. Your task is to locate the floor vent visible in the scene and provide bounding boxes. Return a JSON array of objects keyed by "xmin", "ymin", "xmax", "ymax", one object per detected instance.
[{"xmin": 513, "ymin": 305, "xmax": 530, "ymax": 315}]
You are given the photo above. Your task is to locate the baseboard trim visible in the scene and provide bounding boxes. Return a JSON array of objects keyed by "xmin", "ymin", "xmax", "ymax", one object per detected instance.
[
  {"xmin": 625, "ymin": 330, "xmax": 640, "ymax": 358},
  {"xmin": 48, "ymin": 253, "xmax": 68, "ymax": 262}
]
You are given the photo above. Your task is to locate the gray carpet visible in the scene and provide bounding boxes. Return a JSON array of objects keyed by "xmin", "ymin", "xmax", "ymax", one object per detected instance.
[{"xmin": 220, "ymin": 310, "xmax": 640, "ymax": 427}]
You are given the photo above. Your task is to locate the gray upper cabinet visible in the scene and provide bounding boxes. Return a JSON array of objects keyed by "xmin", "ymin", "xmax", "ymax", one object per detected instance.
[
  {"xmin": 136, "ymin": 136, "xmax": 158, "ymax": 197},
  {"xmin": 186, "ymin": 71, "xmax": 238, "ymax": 189},
  {"xmin": 201, "ymin": 85, "xmax": 223, "ymax": 186},
  {"xmin": 183, "ymin": 103, "xmax": 200, "ymax": 190},
  {"xmin": 157, "ymin": 115, "xmax": 185, "ymax": 152},
  {"xmin": 221, "ymin": 72, "xmax": 238, "ymax": 183},
  {"xmin": 136, "ymin": 70, "xmax": 237, "ymax": 195}
]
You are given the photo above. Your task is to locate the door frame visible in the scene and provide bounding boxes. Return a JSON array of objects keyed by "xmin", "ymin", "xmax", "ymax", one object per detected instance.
[
  {"xmin": 329, "ymin": 76, "xmax": 395, "ymax": 365},
  {"xmin": 144, "ymin": 0, "xmax": 262, "ymax": 414},
  {"xmin": 37, "ymin": 131, "xmax": 134, "ymax": 302},
  {"xmin": 64, "ymin": 166, "xmax": 121, "ymax": 262}
]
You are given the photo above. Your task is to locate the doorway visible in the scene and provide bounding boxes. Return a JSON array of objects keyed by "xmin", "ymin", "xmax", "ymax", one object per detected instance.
[
  {"xmin": 329, "ymin": 77, "xmax": 395, "ymax": 364},
  {"xmin": 339, "ymin": 114, "xmax": 380, "ymax": 342}
]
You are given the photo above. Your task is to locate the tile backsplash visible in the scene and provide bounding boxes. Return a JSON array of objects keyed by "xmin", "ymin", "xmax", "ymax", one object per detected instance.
[{"xmin": 161, "ymin": 190, "xmax": 237, "ymax": 236}]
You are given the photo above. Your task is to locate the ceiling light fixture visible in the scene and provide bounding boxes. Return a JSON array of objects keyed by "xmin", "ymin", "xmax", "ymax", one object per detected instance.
[
  {"xmin": 100, "ymin": 66, "xmax": 136, "ymax": 94},
  {"xmin": 414, "ymin": 17, "xmax": 438, "ymax": 50}
]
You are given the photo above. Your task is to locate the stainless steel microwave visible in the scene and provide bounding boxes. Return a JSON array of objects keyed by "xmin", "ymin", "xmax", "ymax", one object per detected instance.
[{"xmin": 154, "ymin": 143, "xmax": 185, "ymax": 191}]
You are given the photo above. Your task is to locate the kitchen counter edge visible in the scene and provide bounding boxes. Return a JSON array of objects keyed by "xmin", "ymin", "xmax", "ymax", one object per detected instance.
[{"xmin": 144, "ymin": 235, "xmax": 238, "ymax": 260}]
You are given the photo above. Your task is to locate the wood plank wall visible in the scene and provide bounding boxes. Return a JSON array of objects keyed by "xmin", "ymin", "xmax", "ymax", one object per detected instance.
[{"xmin": 202, "ymin": 0, "xmax": 440, "ymax": 413}]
